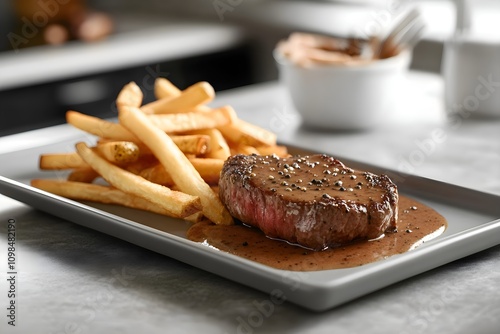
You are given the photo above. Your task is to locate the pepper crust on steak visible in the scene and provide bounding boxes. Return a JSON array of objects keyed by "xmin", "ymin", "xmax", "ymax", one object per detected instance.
[{"xmin": 218, "ymin": 154, "xmax": 399, "ymax": 250}]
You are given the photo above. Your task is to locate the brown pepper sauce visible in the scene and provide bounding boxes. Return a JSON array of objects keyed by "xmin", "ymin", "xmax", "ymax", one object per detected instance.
[{"xmin": 187, "ymin": 195, "xmax": 447, "ymax": 271}]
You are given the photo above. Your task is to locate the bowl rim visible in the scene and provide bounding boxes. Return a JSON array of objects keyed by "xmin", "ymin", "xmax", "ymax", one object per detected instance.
[{"xmin": 273, "ymin": 48, "xmax": 411, "ymax": 72}]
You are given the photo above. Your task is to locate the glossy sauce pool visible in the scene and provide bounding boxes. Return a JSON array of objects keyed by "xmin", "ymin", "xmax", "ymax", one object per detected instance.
[{"xmin": 187, "ymin": 196, "xmax": 447, "ymax": 271}]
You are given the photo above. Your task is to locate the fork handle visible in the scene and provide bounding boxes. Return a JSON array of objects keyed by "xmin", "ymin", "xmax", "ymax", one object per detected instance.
[{"xmin": 455, "ymin": 0, "xmax": 471, "ymax": 34}]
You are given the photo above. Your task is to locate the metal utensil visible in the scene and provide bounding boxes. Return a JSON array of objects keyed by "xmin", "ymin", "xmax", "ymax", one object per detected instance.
[{"xmin": 375, "ymin": 8, "xmax": 425, "ymax": 59}]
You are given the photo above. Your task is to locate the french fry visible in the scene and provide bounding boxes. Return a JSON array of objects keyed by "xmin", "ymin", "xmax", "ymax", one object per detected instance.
[
  {"xmin": 154, "ymin": 77, "xmax": 181, "ymax": 100},
  {"xmin": 30, "ymin": 179, "xmax": 202, "ymax": 222},
  {"xmin": 218, "ymin": 119, "xmax": 277, "ymax": 147},
  {"xmin": 69, "ymin": 107, "xmax": 236, "ymax": 139},
  {"xmin": 231, "ymin": 145, "xmax": 260, "ymax": 156},
  {"xmin": 40, "ymin": 152, "xmax": 86, "ymax": 170},
  {"xmin": 95, "ymin": 141, "xmax": 140, "ymax": 164},
  {"xmin": 154, "ymin": 78, "xmax": 211, "ymax": 112},
  {"xmin": 211, "ymin": 186, "xmax": 219, "ymax": 196},
  {"xmin": 66, "ymin": 111, "xmax": 139, "ymax": 141},
  {"xmin": 75, "ymin": 142, "xmax": 201, "ymax": 218},
  {"xmin": 122, "ymin": 155, "xmax": 159, "ymax": 174},
  {"xmin": 67, "ymin": 167, "xmax": 99, "ymax": 183},
  {"xmin": 190, "ymin": 158, "xmax": 224, "ymax": 185},
  {"xmin": 118, "ymin": 106, "xmax": 233, "ymax": 225},
  {"xmin": 97, "ymin": 135, "xmax": 210, "ymax": 156},
  {"xmin": 230, "ymin": 144, "xmax": 289, "ymax": 157},
  {"xmin": 256, "ymin": 145, "xmax": 289, "ymax": 157},
  {"xmin": 148, "ymin": 106, "xmax": 237, "ymax": 133},
  {"xmin": 187, "ymin": 129, "xmax": 230, "ymax": 160},
  {"xmin": 40, "ymin": 141, "xmax": 141, "ymax": 170},
  {"xmin": 116, "ymin": 82, "xmax": 143, "ymax": 108},
  {"xmin": 67, "ymin": 111, "xmax": 213, "ymax": 155},
  {"xmin": 139, "ymin": 164, "xmax": 174, "ymax": 186},
  {"xmin": 141, "ymin": 158, "xmax": 224, "ymax": 186},
  {"xmin": 142, "ymin": 81, "xmax": 215, "ymax": 114},
  {"xmin": 167, "ymin": 135, "xmax": 210, "ymax": 156}
]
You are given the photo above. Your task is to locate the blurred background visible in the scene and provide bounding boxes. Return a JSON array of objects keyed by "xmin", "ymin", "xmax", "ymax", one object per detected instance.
[{"xmin": 0, "ymin": 0, "xmax": 499, "ymax": 136}]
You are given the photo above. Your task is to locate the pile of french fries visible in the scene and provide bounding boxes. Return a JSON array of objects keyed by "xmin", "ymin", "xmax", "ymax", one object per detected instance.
[{"xmin": 31, "ymin": 78, "xmax": 288, "ymax": 225}]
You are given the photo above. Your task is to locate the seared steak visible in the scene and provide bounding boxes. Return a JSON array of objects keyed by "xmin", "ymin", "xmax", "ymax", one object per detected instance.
[{"xmin": 218, "ymin": 154, "xmax": 398, "ymax": 250}]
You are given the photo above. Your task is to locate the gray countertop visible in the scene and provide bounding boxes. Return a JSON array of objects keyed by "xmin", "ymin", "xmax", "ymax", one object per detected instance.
[
  {"xmin": 1, "ymin": 71, "xmax": 500, "ymax": 334},
  {"xmin": 0, "ymin": 18, "xmax": 245, "ymax": 91}
]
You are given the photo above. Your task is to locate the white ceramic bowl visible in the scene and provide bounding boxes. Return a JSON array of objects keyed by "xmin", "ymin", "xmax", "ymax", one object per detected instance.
[{"xmin": 274, "ymin": 49, "xmax": 411, "ymax": 130}]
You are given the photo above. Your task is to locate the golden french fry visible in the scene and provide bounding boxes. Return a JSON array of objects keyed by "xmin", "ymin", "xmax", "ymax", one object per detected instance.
[
  {"xmin": 187, "ymin": 129, "xmax": 230, "ymax": 160},
  {"xmin": 211, "ymin": 186, "xmax": 219, "ymax": 195},
  {"xmin": 190, "ymin": 158, "xmax": 224, "ymax": 184},
  {"xmin": 75, "ymin": 142, "xmax": 201, "ymax": 218},
  {"xmin": 40, "ymin": 152, "xmax": 86, "ymax": 170},
  {"xmin": 142, "ymin": 81, "xmax": 215, "ymax": 114},
  {"xmin": 116, "ymin": 82, "xmax": 143, "ymax": 108},
  {"xmin": 67, "ymin": 168, "xmax": 99, "ymax": 183},
  {"xmin": 118, "ymin": 106, "xmax": 233, "ymax": 225},
  {"xmin": 231, "ymin": 145, "xmax": 260, "ymax": 156},
  {"xmin": 154, "ymin": 77, "xmax": 181, "ymax": 100},
  {"xmin": 31, "ymin": 179, "xmax": 202, "ymax": 222},
  {"xmin": 218, "ymin": 119, "xmax": 277, "ymax": 147},
  {"xmin": 66, "ymin": 111, "xmax": 139, "ymax": 141},
  {"xmin": 122, "ymin": 155, "xmax": 159, "ymax": 174},
  {"xmin": 256, "ymin": 145, "xmax": 289, "ymax": 157},
  {"xmin": 153, "ymin": 78, "xmax": 211, "ymax": 112},
  {"xmin": 139, "ymin": 164, "xmax": 174, "ymax": 186},
  {"xmin": 169, "ymin": 135, "xmax": 210, "ymax": 156},
  {"xmin": 40, "ymin": 141, "xmax": 141, "ymax": 170},
  {"xmin": 97, "ymin": 135, "xmax": 209, "ymax": 156},
  {"xmin": 148, "ymin": 106, "xmax": 237, "ymax": 133},
  {"xmin": 141, "ymin": 158, "xmax": 224, "ymax": 186},
  {"xmin": 67, "ymin": 111, "xmax": 215, "ymax": 153},
  {"xmin": 95, "ymin": 141, "xmax": 140, "ymax": 164}
]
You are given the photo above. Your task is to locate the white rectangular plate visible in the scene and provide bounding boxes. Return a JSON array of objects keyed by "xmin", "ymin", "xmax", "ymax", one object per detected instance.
[{"xmin": 1, "ymin": 134, "xmax": 500, "ymax": 311}]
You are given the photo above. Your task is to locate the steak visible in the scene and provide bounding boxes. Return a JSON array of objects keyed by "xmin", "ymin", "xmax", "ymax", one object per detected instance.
[{"xmin": 218, "ymin": 154, "xmax": 398, "ymax": 250}]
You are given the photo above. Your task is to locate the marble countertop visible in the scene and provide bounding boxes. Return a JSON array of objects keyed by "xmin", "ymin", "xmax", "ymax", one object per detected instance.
[{"xmin": 1, "ymin": 71, "xmax": 500, "ymax": 334}]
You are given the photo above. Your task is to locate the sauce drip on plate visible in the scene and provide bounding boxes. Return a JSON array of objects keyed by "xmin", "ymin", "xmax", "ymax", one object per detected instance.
[{"xmin": 187, "ymin": 196, "xmax": 447, "ymax": 271}]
